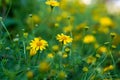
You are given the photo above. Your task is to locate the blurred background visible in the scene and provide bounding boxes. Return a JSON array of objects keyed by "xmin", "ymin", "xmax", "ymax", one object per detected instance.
[
  {"xmin": 0, "ymin": 0, "xmax": 120, "ymax": 36},
  {"xmin": 0, "ymin": 0, "xmax": 120, "ymax": 79}
]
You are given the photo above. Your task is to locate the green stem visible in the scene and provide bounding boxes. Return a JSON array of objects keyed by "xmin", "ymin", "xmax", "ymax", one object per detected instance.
[
  {"xmin": 35, "ymin": 51, "xmax": 41, "ymax": 65},
  {"xmin": 23, "ymin": 41, "xmax": 27, "ymax": 62},
  {"xmin": 109, "ymin": 38, "xmax": 115, "ymax": 66},
  {"xmin": 1, "ymin": 21, "xmax": 11, "ymax": 40},
  {"xmin": 4, "ymin": 1, "xmax": 12, "ymax": 19}
]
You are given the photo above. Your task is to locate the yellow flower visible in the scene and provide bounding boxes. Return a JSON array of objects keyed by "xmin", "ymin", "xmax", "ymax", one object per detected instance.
[
  {"xmin": 26, "ymin": 71, "xmax": 34, "ymax": 78},
  {"xmin": 83, "ymin": 35, "xmax": 96, "ymax": 44},
  {"xmin": 45, "ymin": 0, "xmax": 59, "ymax": 7},
  {"xmin": 99, "ymin": 17, "xmax": 113, "ymax": 27},
  {"xmin": 98, "ymin": 46, "xmax": 107, "ymax": 53},
  {"xmin": 62, "ymin": 53, "xmax": 68, "ymax": 58},
  {"xmin": 30, "ymin": 38, "xmax": 48, "ymax": 51},
  {"xmin": 47, "ymin": 53, "xmax": 54, "ymax": 58},
  {"xmin": 87, "ymin": 56, "xmax": 96, "ymax": 64},
  {"xmin": 98, "ymin": 26, "xmax": 109, "ymax": 34},
  {"xmin": 103, "ymin": 65, "xmax": 114, "ymax": 72},
  {"xmin": 39, "ymin": 61, "xmax": 50, "ymax": 72},
  {"xmin": 30, "ymin": 48, "xmax": 37, "ymax": 56},
  {"xmin": 63, "ymin": 25, "xmax": 72, "ymax": 33},
  {"xmin": 56, "ymin": 33, "xmax": 73, "ymax": 45},
  {"xmin": 52, "ymin": 45, "xmax": 59, "ymax": 51},
  {"xmin": 64, "ymin": 47, "xmax": 70, "ymax": 53},
  {"xmin": 58, "ymin": 71, "xmax": 67, "ymax": 79},
  {"xmin": 26, "ymin": 14, "xmax": 40, "ymax": 27},
  {"xmin": 82, "ymin": 67, "xmax": 88, "ymax": 72}
]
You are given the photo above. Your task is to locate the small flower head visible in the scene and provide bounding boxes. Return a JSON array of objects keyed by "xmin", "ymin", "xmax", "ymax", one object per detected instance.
[
  {"xmin": 56, "ymin": 33, "xmax": 73, "ymax": 45},
  {"xmin": 63, "ymin": 25, "xmax": 72, "ymax": 33},
  {"xmin": 83, "ymin": 35, "xmax": 96, "ymax": 44},
  {"xmin": 30, "ymin": 48, "xmax": 37, "ymax": 56},
  {"xmin": 23, "ymin": 32, "xmax": 28, "ymax": 38},
  {"xmin": 39, "ymin": 61, "xmax": 50, "ymax": 72},
  {"xmin": 64, "ymin": 47, "xmax": 70, "ymax": 53},
  {"xmin": 98, "ymin": 46, "xmax": 107, "ymax": 53},
  {"xmin": 47, "ymin": 53, "xmax": 54, "ymax": 58},
  {"xmin": 45, "ymin": 0, "xmax": 59, "ymax": 7},
  {"xmin": 103, "ymin": 65, "xmax": 114, "ymax": 72},
  {"xmin": 110, "ymin": 32, "xmax": 116, "ymax": 39},
  {"xmin": 99, "ymin": 17, "xmax": 113, "ymax": 27},
  {"xmin": 26, "ymin": 71, "xmax": 34, "ymax": 79},
  {"xmin": 84, "ymin": 26, "xmax": 89, "ymax": 31},
  {"xmin": 62, "ymin": 53, "xmax": 68, "ymax": 58},
  {"xmin": 30, "ymin": 37, "xmax": 48, "ymax": 51},
  {"xmin": 82, "ymin": 67, "xmax": 89, "ymax": 72},
  {"xmin": 87, "ymin": 56, "xmax": 96, "ymax": 64},
  {"xmin": 52, "ymin": 45, "xmax": 59, "ymax": 51},
  {"xmin": 57, "ymin": 71, "xmax": 67, "ymax": 79}
]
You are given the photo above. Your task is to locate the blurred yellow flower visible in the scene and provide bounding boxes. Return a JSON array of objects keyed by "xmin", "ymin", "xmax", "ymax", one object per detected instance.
[
  {"xmin": 63, "ymin": 25, "xmax": 72, "ymax": 33},
  {"xmin": 56, "ymin": 33, "xmax": 73, "ymax": 45},
  {"xmin": 39, "ymin": 61, "xmax": 50, "ymax": 72},
  {"xmin": 98, "ymin": 46, "xmax": 107, "ymax": 53},
  {"xmin": 99, "ymin": 17, "xmax": 113, "ymax": 27},
  {"xmin": 83, "ymin": 35, "xmax": 96, "ymax": 44},
  {"xmin": 87, "ymin": 56, "xmax": 96, "ymax": 64},
  {"xmin": 26, "ymin": 71, "xmax": 34, "ymax": 79},
  {"xmin": 62, "ymin": 53, "xmax": 68, "ymax": 58},
  {"xmin": 82, "ymin": 67, "xmax": 88, "ymax": 72},
  {"xmin": 52, "ymin": 45, "xmax": 59, "ymax": 51},
  {"xmin": 58, "ymin": 71, "xmax": 67, "ymax": 79},
  {"xmin": 76, "ymin": 22, "xmax": 87, "ymax": 30},
  {"xmin": 74, "ymin": 34, "xmax": 82, "ymax": 41},
  {"xmin": 26, "ymin": 15, "xmax": 40, "ymax": 25},
  {"xmin": 103, "ymin": 65, "xmax": 114, "ymax": 72},
  {"xmin": 64, "ymin": 47, "xmax": 70, "ymax": 53},
  {"xmin": 45, "ymin": 0, "xmax": 59, "ymax": 7},
  {"xmin": 30, "ymin": 48, "xmax": 37, "ymax": 56},
  {"xmin": 47, "ymin": 53, "xmax": 54, "ymax": 58},
  {"xmin": 98, "ymin": 27, "xmax": 109, "ymax": 34},
  {"xmin": 96, "ymin": 54, "xmax": 101, "ymax": 58},
  {"xmin": 30, "ymin": 38, "xmax": 48, "ymax": 51}
]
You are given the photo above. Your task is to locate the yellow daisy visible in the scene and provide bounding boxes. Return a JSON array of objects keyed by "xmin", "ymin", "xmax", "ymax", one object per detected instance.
[
  {"xmin": 56, "ymin": 33, "xmax": 73, "ymax": 45},
  {"xmin": 30, "ymin": 38, "xmax": 48, "ymax": 51},
  {"xmin": 45, "ymin": 0, "xmax": 59, "ymax": 7}
]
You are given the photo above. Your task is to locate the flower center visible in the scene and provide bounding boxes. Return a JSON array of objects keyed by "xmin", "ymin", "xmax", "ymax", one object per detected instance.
[
  {"xmin": 37, "ymin": 42, "xmax": 42, "ymax": 46},
  {"xmin": 51, "ymin": 2, "xmax": 55, "ymax": 5},
  {"xmin": 62, "ymin": 36, "xmax": 67, "ymax": 40}
]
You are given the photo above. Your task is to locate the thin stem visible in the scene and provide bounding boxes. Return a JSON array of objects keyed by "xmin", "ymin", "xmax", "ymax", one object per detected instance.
[
  {"xmin": 109, "ymin": 48, "xmax": 115, "ymax": 66},
  {"xmin": 4, "ymin": 1, "xmax": 12, "ymax": 19},
  {"xmin": 109, "ymin": 38, "xmax": 115, "ymax": 66},
  {"xmin": 0, "ymin": 21, "xmax": 11, "ymax": 40},
  {"xmin": 23, "ymin": 41, "xmax": 26, "ymax": 62},
  {"xmin": 35, "ymin": 51, "xmax": 41, "ymax": 65}
]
